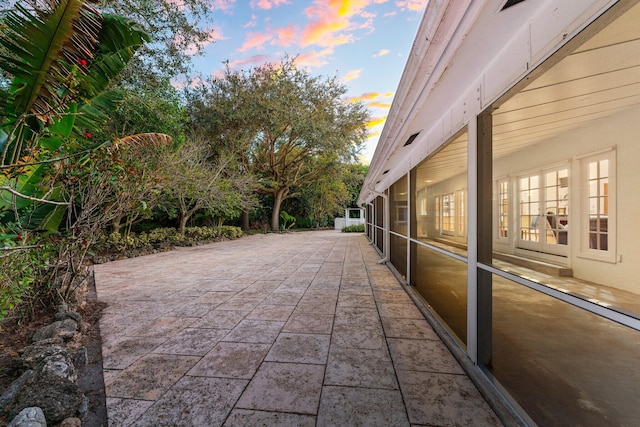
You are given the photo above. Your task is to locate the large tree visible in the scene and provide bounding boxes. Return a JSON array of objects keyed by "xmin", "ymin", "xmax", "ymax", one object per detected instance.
[
  {"xmin": 189, "ymin": 57, "xmax": 370, "ymax": 231},
  {"xmin": 98, "ymin": 0, "xmax": 217, "ymax": 87}
]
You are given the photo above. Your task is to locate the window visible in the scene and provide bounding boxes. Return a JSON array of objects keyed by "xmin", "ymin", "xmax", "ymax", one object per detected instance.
[
  {"xmin": 517, "ymin": 166, "xmax": 569, "ymax": 256},
  {"xmin": 435, "ymin": 196, "xmax": 441, "ymax": 231},
  {"xmin": 519, "ymin": 175, "xmax": 540, "ymax": 243},
  {"xmin": 442, "ymin": 193, "xmax": 456, "ymax": 234},
  {"xmin": 457, "ymin": 189, "xmax": 466, "ymax": 236},
  {"xmin": 582, "ymin": 150, "xmax": 615, "ymax": 260},
  {"xmin": 498, "ymin": 179, "xmax": 509, "ymax": 239}
]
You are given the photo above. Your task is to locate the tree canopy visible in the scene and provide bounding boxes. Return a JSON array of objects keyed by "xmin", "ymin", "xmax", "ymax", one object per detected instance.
[
  {"xmin": 187, "ymin": 57, "xmax": 370, "ymax": 230},
  {"xmin": 98, "ymin": 0, "xmax": 217, "ymax": 86}
]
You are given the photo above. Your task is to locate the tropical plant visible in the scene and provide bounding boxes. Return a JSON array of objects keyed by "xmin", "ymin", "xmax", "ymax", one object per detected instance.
[
  {"xmin": 0, "ymin": 0, "xmax": 172, "ymax": 320},
  {"xmin": 0, "ymin": 0, "xmax": 152, "ymax": 230},
  {"xmin": 279, "ymin": 210, "xmax": 296, "ymax": 230}
]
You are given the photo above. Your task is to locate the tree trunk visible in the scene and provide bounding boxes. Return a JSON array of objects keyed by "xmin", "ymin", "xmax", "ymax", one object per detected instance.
[
  {"xmin": 111, "ymin": 215, "xmax": 123, "ymax": 234},
  {"xmin": 271, "ymin": 187, "xmax": 288, "ymax": 231},
  {"xmin": 241, "ymin": 209, "xmax": 250, "ymax": 231},
  {"xmin": 179, "ymin": 214, "xmax": 189, "ymax": 236}
]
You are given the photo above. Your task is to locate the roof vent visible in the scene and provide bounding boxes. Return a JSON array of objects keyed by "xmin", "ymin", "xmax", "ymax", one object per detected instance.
[
  {"xmin": 502, "ymin": 0, "xmax": 526, "ymax": 10},
  {"xmin": 403, "ymin": 132, "xmax": 420, "ymax": 147},
  {"xmin": 404, "ymin": 132, "xmax": 419, "ymax": 146}
]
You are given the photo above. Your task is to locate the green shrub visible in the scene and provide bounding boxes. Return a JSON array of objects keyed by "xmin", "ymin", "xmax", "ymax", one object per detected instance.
[
  {"xmin": 92, "ymin": 226, "xmax": 243, "ymax": 253},
  {"xmin": 341, "ymin": 224, "xmax": 365, "ymax": 233},
  {"xmin": 0, "ymin": 233, "xmax": 61, "ymax": 326}
]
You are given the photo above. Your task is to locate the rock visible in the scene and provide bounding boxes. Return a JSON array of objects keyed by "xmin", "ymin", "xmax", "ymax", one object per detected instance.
[
  {"xmin": 73, "ymin": 347, "xmax": 88, "ymax": 367},
  {"xmin": 0, "ymin": 370, "xmax": 33, "ymax": 415},
  {"xmin": 76, "ymin": 396, "xmax": 89, "ymax": 419},
  {"xmin": 7, "ymin": 406, "xmax": 47, "ymax": 427},
  {"xmin": 9, "ymin": 371, "xmax": 84, "ymax": 425},
  {"xmin": 41, "ymin": 353, "xmax": 77, "ymax": 382},
  {"xmin": 10, "ymin": 341, "xmax": 84, "ymax": 424},
  {"xmin": 59, "ymin": 417, "xmax": 81, "ymax": 427},
  {"xmin": 31, "ymin": 319, "xmax": 78, "ymax": 343},
  {"xmin": 20, "ymin": 342, "xmax": 67, "ymax": 372},
  {"xmin": 54, "ymin": 310, "xmax": 82, "ymax": 324}
]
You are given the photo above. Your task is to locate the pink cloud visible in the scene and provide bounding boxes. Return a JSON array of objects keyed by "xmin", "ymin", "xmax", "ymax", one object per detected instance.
[
  {"xmin": 236, "ymin": 0, "xmax": 400, "ymax": 63},
  {"xmin": 368, "ymin": 101, "xmax": 392, "ymax": 108},
  {"xmin": 343, "ymin": 68, "xmax": 363, "ymax": 82},
  {"xmin": 274, "ymin": 24, "xmax": 297, "ymax": 47},
  {"xmin": 395, "ymin": 0, "xmax": 428, "ymax": 12},
  {"xmin": 374, "ymin": 49, "xmax": 390, "ymax": 57},
  {"xmin": 367, "ymin": 115, "xmax": 387, "ymax": 128},
  {"xmin": 244, "ymin": 14, "xmax": 258, "ymax": 28},
  {"xmin": 300, "ymin": 0, "xmax": 383, "ymax": 48},
  {"xmin": 228, "ymin": 54, "xmax": 274, "ymax": 69},
  {"xmin": 239, "ymin": 32, "xmax": 273, "ymax": 52},
  {"xmin": 210, "ymin": 0, "xmax": 237, "ymax": 13},
  {"xmin": 251, "ymin": 0, "xmax": 289, "ymax": 9},
  {"xmin": 294, "ymin": 49, "xmax": 334, "ymax": 68}
]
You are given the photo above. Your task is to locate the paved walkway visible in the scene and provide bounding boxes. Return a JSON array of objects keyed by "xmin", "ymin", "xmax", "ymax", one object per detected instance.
[{"xmin": 94, "ymin": 230, "xmax": 502, "ymax": 426}]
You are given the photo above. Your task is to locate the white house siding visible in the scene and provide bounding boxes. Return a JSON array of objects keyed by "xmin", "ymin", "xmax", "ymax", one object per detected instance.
[{"xmin": 360, "ymin": 1, "xmax": 640, "ymax": 425}]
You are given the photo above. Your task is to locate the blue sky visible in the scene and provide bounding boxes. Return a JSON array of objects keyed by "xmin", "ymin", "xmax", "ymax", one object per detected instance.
[{"xmin": 181, "ymin": 0, "xmax": 428, "ymax": 163}]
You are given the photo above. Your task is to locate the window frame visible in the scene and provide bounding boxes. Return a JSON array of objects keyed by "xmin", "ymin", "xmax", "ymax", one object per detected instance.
[
  {"xmin": 579, "ymin": 149, "xmax": 616, "ymax": 264},
  {"xmin": 442, "ymin": 192, "xmax": 456, "ymax": 235},
  {"xmin": 516, "ymin": 163, "xmax": 570, "ymax": 257},
  {"xmin": 496, "ymin": 177, "xmax": 510, "ymax": 242}
]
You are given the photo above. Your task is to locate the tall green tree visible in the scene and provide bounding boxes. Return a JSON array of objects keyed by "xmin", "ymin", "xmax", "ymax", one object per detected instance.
[
  {"xmin": 190, "ymin": 56, "xmax": 370, "ymax": 231},
  {"xmin": 99, "ymin": 0, "xmax": 217, "ymax": 87}
]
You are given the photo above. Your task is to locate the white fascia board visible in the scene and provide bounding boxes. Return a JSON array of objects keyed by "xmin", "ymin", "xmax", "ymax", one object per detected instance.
[
  {"xmin": 359, "ymin": 0, "xmax": 618, "ymax": 206},
  {"xmin": 360, "ymin": 0, "xmax": 475, "ymax": 204}
]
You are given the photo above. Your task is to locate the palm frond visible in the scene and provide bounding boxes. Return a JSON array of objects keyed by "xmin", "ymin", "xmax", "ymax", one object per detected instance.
[
  {"xmin": 0, "ymin": 0, "xmax": 101, "ymax": 117},
  {"xmin": 80, "ymin": 13, "xmax": 149, "ymax": 97},
  {"xmin": 107, "ymin": 133, "xmax": 173, "ymax": 153},
  {"xmin": 74, "ymin": 89, "xmax": 124, "ymax": 132}
]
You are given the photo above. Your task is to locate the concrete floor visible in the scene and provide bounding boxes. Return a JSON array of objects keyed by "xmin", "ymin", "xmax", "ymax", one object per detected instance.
[
  {"xmin": 409, "ymin": 241, "xmax": 640, "ymax": 426},
  {"xmin": 94, "ymin": 230, "xmax": 502, "ymax": 427}
]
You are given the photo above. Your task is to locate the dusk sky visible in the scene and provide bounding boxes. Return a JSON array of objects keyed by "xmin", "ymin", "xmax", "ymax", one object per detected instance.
[{"xmin": 182, "ymin": 0, "xmax": 429, "ymax": 163}]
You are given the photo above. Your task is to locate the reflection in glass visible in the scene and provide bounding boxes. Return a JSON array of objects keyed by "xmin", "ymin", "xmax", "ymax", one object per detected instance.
[
  {"xmin": 490, "ymin": 274, "xmax": 640, "ymax": 426},
  {"xmin": 390, "ymin": 234, "xmax": 407, "ymax": 278},
  {"xmin": 413, "ymin": 243, "xmax": 467, "ymax": 345},
  {"xmin": 390, "ymin": 175, "xmax": 408, "ymax": 235},
  {"xmin": 412, "ymin": 132, "xmax": 468, "ymax": 255}
]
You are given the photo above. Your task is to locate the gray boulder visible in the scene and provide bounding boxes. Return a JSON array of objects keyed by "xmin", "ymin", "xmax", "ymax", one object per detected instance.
[
  {"xmin": 7, "ymin": 341, "xmax": 84, "ymax": 424},
  {"xmin": 54, "ymin": 310, "xmax": 82, "ymax": 324},
  {"xmin": 31, "ymin": 319, "xmax": 78, "ymax": 343},
  {"xmin": 0, "ymin": 371, "xmax": 33, "ymax": 416},
  {"xmin": 7, "ymin": 406, "xmax": 47, "ymax": 427},
  {"xmin": 8, "ymin": 371, "xmax": 84, "ymax": 425},
  {"xmin": 19, "ymin": 340, "xmax": 65, "ymax": 368}
]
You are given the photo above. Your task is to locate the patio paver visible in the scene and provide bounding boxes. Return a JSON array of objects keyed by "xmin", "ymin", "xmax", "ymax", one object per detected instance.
[{"xmin": 94, "ymin": 230, "xmax": 503, "ymax": 426}]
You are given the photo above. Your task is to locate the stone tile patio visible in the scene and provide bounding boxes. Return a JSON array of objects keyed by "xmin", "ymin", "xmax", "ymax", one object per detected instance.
[{"xmin": 94, "ymin": 230, "xmax": 502, "ymax": 426}]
